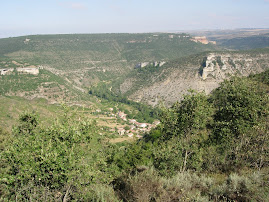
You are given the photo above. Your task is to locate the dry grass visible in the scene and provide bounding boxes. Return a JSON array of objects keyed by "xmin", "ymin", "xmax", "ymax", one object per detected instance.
[{"xmin": 109, "ymin": 137, "xmax": 134, "ymax": 143}]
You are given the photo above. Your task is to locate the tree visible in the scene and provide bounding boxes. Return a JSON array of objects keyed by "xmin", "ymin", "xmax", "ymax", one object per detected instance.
[
  {"xmin": 159, "ymin": 91, "xmax": 213, "ymax": 139},
  {"xmin": 0, "ymin": 110, "xmax": 99, "ymax": 200},
  {"xmin": 154, "ymin": 91, "xmax": 214, "ymax": 172},
  {"xmin": 212, "ymin": 77, "xmax": 268, "ymax": 144},
  {"xmin": 211, "ymin": 76, "xmax": 269, "ymax": 170}
]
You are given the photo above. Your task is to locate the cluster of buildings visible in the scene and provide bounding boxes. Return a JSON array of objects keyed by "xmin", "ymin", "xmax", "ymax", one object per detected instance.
[
  {"xmin": 94, "ymin": 107, "xmax": 161, "ymax": 139},
  {"xmin": 116, "ymin": 111, "xmax": 160, "ymax": 138}
]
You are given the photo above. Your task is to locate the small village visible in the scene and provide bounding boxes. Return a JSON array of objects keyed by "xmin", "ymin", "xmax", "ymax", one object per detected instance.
[
  {"xmin": 95, "ymin": 108, "xmax": 160, "ymax": 139},
  {"xmin": 116, "ymin": 110, "xmax": 160, "ymax": 138}
]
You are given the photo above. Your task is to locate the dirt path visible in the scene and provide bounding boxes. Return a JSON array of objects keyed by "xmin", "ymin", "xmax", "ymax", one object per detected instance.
[{"xmin": 109, "ymin": 137, "xmax": 134, "ymax": 143}]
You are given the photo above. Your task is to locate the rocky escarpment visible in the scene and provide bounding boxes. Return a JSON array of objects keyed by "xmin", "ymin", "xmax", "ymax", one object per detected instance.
[
  {"xmin": 0, "ymin": 67, "xmax": 40, "ymax": 75},
  {"xmin": 201, "ymin": 53, "xmax": 267, "ymax": 80},
  {"xmin": 127, "ymin": 52, "xmax": 269, "ymax": 106},
  {"xmin": 135, "ymin": 61, "xmax": 166, "ymax": 69}
]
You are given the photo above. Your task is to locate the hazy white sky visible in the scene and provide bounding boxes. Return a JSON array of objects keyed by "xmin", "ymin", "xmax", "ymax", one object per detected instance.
[{"xmin": 1, "ymin": 0, "xmax": 269, "ymax": 38}]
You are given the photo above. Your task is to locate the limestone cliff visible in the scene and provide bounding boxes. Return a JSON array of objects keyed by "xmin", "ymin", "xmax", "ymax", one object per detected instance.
[
  {"xmin": 201, "ymin": 53, "xmax": 266, "ymax": 80},
  {"xmin": 126, "ymin": 52, "xmax": 269, "ymax": 106}
]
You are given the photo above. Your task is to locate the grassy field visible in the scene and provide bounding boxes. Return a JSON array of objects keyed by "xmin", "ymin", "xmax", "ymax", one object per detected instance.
[{"xmin": 0, "ymin": 96, "xmax": 64, "ymax": 129}]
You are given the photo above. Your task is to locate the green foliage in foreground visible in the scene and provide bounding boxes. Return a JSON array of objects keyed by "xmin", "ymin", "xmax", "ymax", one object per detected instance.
[
  {"xmin": 1, "ymin": 72, "xmax": 268, "ymax": 201},
  {"xmin": 114, "ymin": 168, "xmax": 269, "ymax": 202},
  {"xmin": 0, "ymin": 109, "xmax": 114, "ymax": 201}
]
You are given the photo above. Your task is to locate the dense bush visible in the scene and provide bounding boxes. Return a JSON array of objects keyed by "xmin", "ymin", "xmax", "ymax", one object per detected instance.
[
  {"xmin": 210, "ymin": 77, "xmax": 269, "ymax": 171},
  {"xmin": 0, "ymin": 109, "xmax": 114, "ymax": 201},
  {"xmin": 0, "ymin": 127, "xmax": 9, "ymax": 152}
]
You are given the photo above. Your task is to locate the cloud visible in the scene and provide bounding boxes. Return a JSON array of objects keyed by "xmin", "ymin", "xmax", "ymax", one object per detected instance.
[{"xmin": 59, "ymin": 2, "xmax": 87, "ymax": 10}]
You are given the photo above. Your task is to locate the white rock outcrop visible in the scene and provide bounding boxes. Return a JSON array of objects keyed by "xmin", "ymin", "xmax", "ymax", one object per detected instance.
[
  {"xmin": 17, "ymin": 67, "xmax": 39, "ymax": 75},
  {"xmin": 201, "ymin": 53, "xmax": 265, "ymax": 80}
]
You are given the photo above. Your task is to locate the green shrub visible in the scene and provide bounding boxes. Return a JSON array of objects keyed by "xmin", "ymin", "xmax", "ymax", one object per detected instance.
[
  {"xmin": 211, "ymin": 76, "xmax": 269, "ymax": 171},
  {"xmin": 114, "ymin": 168, "xmax": 184, "ymax": 201},
  {"xmin": 73, "ymin": 184, "xmax": 120, "ymax": 202},
  {"xmin": 211, "ymin": 172, "xmax": 268, "ymax": 201},
  {"xmin": 0, "ymin": 110, "xmax": 105, "ymax": 200}
]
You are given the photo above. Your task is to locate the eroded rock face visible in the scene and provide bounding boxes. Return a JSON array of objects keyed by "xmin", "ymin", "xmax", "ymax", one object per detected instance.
[
  {"xmin": 127, "ymin": 52, "xmax": 269, "ymax": 106},
  {"xmin": 17, "ymin": 67, "xmax": 39, "ymax": 75},
  {"xmin": 201, "ymin": 53, "xmax": 265, "ymax": 80},
  {"xmin": 190, "ymin": 36, "xmax": 216, "ymax": 45},
  {"xmin": 0, "ymin": 67, "xmax": 40, "ymax": 75},
  {"xmin": 135, "ymin": 61, "xmax": 166, "ymax": 69}
]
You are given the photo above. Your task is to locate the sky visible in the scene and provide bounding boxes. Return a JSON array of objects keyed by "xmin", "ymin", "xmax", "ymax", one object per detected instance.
[{"xmin": 1, "ymin": 0, "xmax": 269, "ymax": 38}]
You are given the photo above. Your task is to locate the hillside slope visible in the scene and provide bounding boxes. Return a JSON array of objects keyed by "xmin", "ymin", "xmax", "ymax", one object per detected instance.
[
  {"xmin": 0, "ymin": 33, "xmax": 218, "ymax": 88},
  {"xmin": 1, "ymin": 33, "xmax": 269, "ymax": 107},
  {"xmin": 121, "ymin": 49, "xmax": 269, "ymax": 106}
]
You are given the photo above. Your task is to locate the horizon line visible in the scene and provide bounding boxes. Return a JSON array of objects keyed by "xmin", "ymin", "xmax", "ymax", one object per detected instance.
[{"xmin": 1, "ymin": 27, "xmax": 269, "ymax": 39}]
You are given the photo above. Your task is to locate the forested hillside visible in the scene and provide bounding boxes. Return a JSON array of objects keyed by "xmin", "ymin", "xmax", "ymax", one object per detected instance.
[
  {"xmin": 1, "ymin": 70, "xmax": 268, "ymax": 201},
  {"xmin": 0, "ymin": 33, "xmax": 217, "ymax": 79},
  {"xmin": 0, "ymin": 33, "xmax": 220, "ymax": 106}
]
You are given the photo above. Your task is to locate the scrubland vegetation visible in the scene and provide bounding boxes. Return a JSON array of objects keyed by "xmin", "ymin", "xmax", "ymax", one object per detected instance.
[
  {"xmin": 1, "ymin": 70, "xmax": 268, "ymax": 201},
  {"xmin": 0, "ymin": 33, "xmax": 268, "ymax": 201},
  {"xmin": 219, "ymin": 34, "xmax": 269, "ymax": 50}
]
